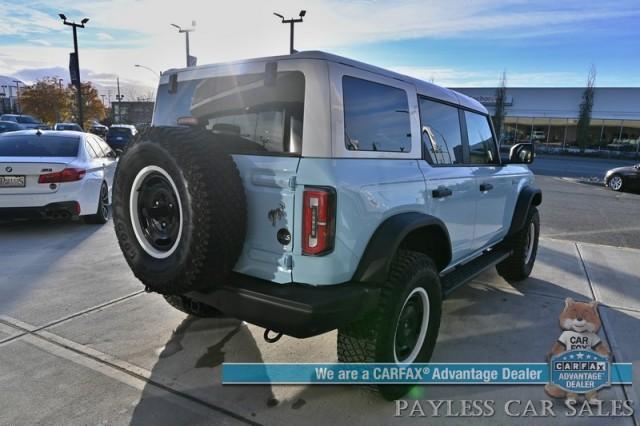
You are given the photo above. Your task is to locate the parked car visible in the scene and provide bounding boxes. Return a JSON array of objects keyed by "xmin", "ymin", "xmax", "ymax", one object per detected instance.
[
  {"xmin": 0, "ymin": 130, "xmax": 117, "ymax": 223},
  {"xmin": 112, "ymin": 51, "xmax": 541, "ymax": 400},
  {"xmin": 605, "ymin": 164, "xmax": 640, "ymax": 192},
  {"xmin": 106, "ymin": 124, "xmax": 137, "ymax": 152},
  {"xmin": 89, "ymin": 122, "xmax": 109, "ymax": 138},
  {"xmin": 0, "ymin": 114, "xmax": 47, "ymax": 129},
  {"xmin": 54, "ymin": 122, "xmax": 84, "ymax": 132},
  {"xmin": 0, "ymin": 120, "xmax": 24, "ymax": 133}
]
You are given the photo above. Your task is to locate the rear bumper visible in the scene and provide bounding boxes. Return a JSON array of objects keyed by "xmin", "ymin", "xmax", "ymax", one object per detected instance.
[
  {"xmin": 186, "ymin": 274, "xmax": 380, "ymax": 338},
  {"xmin": 0, "ymin": 201, "xmax": 80, "ymax": 219}
]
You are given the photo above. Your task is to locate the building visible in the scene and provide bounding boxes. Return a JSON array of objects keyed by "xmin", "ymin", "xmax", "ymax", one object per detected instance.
[
  {"xmin": 112, "ymin": 101, "xmax": 154, "ymax": 125},
  {"xmin": 454, "ymin": 87, "xmax": 640, "ymax": 154}
]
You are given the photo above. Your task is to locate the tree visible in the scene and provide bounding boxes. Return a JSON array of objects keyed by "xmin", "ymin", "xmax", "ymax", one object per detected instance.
[
  {"xmin": 68, "ymin": 82, "xmax": 106, "ymax": 129},
  {"xmin": 576, "ymin": 65, "xmax": 596, "ymax": 152},
  {"xmin": 492, "ymin": 71, "xmax": 507, "ymax": 144},
  {"xmin": 20, "ymin": 77, "xmax": 72, "ymax": 125}
]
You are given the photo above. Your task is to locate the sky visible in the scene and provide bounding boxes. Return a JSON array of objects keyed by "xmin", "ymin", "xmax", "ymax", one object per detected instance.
[{"xmin": 1, "ymin": 0, "xmax": 639, "ymax": 101}]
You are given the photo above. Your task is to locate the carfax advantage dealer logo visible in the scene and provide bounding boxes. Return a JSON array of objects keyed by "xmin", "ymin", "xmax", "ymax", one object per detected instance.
[{"xmin": 550, "ymin": 349, "xmax": 610, "ymax": 394}]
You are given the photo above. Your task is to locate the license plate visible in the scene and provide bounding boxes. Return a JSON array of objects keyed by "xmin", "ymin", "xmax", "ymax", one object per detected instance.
[{"xmin": 0, "ymin": 175, "xmax": 26, "ymax": 188}]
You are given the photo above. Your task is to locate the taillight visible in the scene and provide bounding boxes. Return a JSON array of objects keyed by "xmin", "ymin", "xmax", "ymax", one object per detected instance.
[
  {"xmin": 302, "ymin": 187, "xmax": 336, "ymax": 256},
  {"xmin": 38, "ymin": 168, "xmax": 86, "ymax": 184}
]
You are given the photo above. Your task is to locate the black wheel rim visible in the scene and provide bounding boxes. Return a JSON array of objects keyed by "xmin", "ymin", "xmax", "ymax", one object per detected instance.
[
  {"xmin": 395, "ymin": 292, "xmax": 425, "ymax": 362},
  {"xmin": 100, "ymin": 185, "xmax": 109, "ymax": 218},
  {"xmin": 136, "ymin": 172, "xmax": 181, "ymax": 252}
]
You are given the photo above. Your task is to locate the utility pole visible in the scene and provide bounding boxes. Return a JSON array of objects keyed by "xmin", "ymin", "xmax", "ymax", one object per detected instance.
[
  {"xmin": 115, "ymin": 77, "xmax": 124, "ymax": 123},
  {"xmin": 171, "ymin": 22, "xmax": 196, "ymax": 67},
  {"xmin": 273, "ymin": 10, "xmax": 306, "ymax": 54},
  {"xmin": 59, "ymin": 14, "xmax": 89, "ymax": 129}
]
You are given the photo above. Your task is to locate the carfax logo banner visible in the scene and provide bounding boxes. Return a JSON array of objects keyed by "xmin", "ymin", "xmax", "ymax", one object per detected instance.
[
  {"xmin": 221, "ymin": 362, "xmax": 632, "ymax": 385},
  {"xmin": 550, "ymin": 350, "xmax": 610, "ymax": 393}
]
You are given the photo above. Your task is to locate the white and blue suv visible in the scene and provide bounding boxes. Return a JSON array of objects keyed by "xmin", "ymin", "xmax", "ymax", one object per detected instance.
[{"xmin": 113, "ymin": 51, "xmax": 541, "ymax": 399}]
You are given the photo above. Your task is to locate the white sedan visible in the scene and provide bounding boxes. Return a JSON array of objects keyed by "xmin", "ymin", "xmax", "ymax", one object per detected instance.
[{"xmin": 0, "ymin": 130, "xmax": 117, "ymax": 224}]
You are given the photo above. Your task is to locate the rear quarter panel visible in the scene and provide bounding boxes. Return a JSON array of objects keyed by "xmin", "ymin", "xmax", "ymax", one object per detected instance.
[{"xmin": 292, "ymin": 158, "xmax": 427, "ymax": 285}]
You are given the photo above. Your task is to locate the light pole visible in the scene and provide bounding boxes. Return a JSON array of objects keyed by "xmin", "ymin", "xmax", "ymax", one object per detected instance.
[
  {"xmin": 171, "ymin": 22, "xmax": 196, "ymax": 67},
  {"xmin": 115, "ymin": 77, "xmax": 124, "ymax": 123},
  {"xmin": 134, "ymin": 64, "xmax": 161, "ymax": 77},
  {"xmin": 12, "ymin": 81, "xmax": 21, "ymax": 114},
  {"xmin": 59, "ymin": 13, "xmax": 88, "ymax": 129},
  {"xmin": 273, "ymin": 10, "xmax": 306, "ymax": 54}
]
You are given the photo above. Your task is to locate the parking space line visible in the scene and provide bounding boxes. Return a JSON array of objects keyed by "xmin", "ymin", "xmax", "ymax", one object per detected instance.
[
  {"xmin": 34, "ymin": 290, "xmax": 146, "ymax": 332},
  {"xmin": 0, "ymin": 316, "xmax": 260, "ymax": 426}
]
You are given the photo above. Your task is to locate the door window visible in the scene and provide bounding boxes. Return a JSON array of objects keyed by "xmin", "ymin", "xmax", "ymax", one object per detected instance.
[
  {"xmin": 419, "ymin": 98, "xmax": 464, "ymax": 165},
  {"xmin": 465, "ymin": 111, "xmax": 499, "ymax": 165},
  {"xmin": 342, "ymin": 76, "xmax": 411, "ymax": 152}
]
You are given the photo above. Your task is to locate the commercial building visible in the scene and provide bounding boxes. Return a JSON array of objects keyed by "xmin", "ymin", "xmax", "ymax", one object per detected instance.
[
  {"xmin": 454, "ymin": 87, "xmax": 640, "ymax": 154},
  {"xmin": 112, "ymin": 101, "xmax": 154, "ymax": 125}
]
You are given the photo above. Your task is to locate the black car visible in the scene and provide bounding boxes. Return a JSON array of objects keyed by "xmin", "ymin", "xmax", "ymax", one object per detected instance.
[
  {"xmin": 0, "ymin": 120, "xmax": 24, "ymax": 133},
  {"xmin": 605, "ymin": 164, "xmax": 640, "ymax": 192}
]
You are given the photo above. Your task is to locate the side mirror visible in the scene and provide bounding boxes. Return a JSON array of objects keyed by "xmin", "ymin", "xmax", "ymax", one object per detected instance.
[
  {"xmin": 508, "ymin": 143, "xmax": 535, "ymax": 164},
  {"xmin": 114, "ymin": 149, "xmax": 124, "ymax": 157}
]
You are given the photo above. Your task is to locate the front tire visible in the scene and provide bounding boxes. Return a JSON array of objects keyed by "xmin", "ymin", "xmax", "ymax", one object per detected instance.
[
  {"xmin": 607, "ymin": 174, "xmax": 624, "ymax": 192},
  {"xmin": 337, "ymin": 250, "xmax": 442, "ymax": 400},
  {"xmin": 496, "ymin": 207, "xmax": 540, "ymax": 282}
]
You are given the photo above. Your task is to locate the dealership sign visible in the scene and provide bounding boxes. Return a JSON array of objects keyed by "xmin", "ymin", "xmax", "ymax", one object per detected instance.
[{"xmin": 472, "ymin": 95, "xmax": 514, "ymax": 106}]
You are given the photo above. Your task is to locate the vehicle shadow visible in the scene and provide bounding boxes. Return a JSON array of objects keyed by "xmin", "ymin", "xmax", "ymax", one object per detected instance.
[{"xmin": 129, "ymin": 314, "xmax": 275, "ymax": 424}]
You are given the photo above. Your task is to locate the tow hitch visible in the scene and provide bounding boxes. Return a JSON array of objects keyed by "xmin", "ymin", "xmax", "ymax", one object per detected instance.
[{"xmin": 263, "ymin": 329, "xmax": 283, "ymax": 343}]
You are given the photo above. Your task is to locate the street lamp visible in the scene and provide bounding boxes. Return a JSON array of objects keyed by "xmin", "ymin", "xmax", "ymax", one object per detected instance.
[
  {"xmin": 12, "ymin": 81, "xmax": 21, "ymax": 114},
  {"xmin": 59, "ymin": 13, "xmax": 89, "ymax": 129},
  {"xmin": 273, "ymin": 10, "xmax": 306, "ymax": 54},
  {"xmin": 171, "ymin": 21, "xmax": 196, "ymax": 67},
  {"xmin": 134, "ymin": 64, "xmax": 161, "ymax": 77}
]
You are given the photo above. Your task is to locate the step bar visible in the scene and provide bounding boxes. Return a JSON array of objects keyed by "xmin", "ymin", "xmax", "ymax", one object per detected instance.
[{"xmin": 440, "ymin": 248, "xmax": 512, "ymax": 297}]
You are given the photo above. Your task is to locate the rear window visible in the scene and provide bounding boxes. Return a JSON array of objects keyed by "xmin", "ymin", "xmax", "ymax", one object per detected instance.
[
  {"xmin": 191, "ymin": 71, "xmax": 305, "ymax": 155},
  {"xmin": 154, "ymin": 70, "xmax": 305, "ymax": 155},
  {"xmin": 16, "ymin": 116, "xmax": 41, "ymax": 124},
  {"xmin": 342, "ymin": 76, "xmax": 411, "ymax": 153},
  {"xmin": 108, "ymin": 127, "xmax": 132, "ymax": 135},
  {"xmin": 0, "ymin": 135, "xmax": 80, "ymax": 157}
]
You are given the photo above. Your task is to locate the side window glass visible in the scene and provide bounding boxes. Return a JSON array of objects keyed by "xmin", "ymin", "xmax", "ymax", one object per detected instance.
[
  {"xmin": 86, "ymin": 137, "xmax": 102, "ymax": 158},
  {"xmin": 419, "ymin": 98, "xmax": 464, "ymax": 165},
  {"xmin": 465, "ymin": 111, "xmax": 499, "ymax": 165},
  {"xmin": 343, "ymin": 76, "xmax": 411, "ymax": 152},
  {"xmin": 97, "ymin": 138, "xmax": 115, "ymax": 157}
]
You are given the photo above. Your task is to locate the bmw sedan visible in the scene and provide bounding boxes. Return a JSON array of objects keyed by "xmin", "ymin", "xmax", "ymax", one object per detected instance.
[
  {"xmin": 605, "ymin": 164, "xmax": 640, "ymax": 192},
  {"xmin": 0, "ymin": 130, "xmax": 117, "ymax": 223}
]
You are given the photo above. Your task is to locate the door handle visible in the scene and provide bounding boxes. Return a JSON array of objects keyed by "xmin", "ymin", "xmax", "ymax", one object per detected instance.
[
  {"xmin": 479, "ymin": 183, "xmax": 494, "ymax": 192},
  {"xmin": 432, "ymin": 187, "xmax": 453, "ymax": 198}
]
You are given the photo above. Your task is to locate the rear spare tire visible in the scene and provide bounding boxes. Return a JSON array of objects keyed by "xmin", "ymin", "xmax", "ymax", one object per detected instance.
[{"xmin": 112, "ymin": 126, "xmax": 246, "ymax": 294}]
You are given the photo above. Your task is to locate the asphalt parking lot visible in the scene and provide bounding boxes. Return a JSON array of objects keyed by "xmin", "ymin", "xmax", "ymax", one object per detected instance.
[{"xmin": 1, "ymin": 157, "xmax": 639, "ymax": 425}]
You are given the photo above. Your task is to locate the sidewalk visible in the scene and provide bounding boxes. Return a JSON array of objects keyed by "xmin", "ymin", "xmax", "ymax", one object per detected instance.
[{"xmin": 0, "ymin": 227, "xmax": 638, "ymax": 424}]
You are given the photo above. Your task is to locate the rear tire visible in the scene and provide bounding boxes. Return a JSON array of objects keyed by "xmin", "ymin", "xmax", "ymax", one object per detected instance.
[
  {"xmin": 84, "ymin": 183, "xmax": 110, "ymax": 224},
  {"xmin": 496, "ymin": 207, "xmax": 539, "ymax": 282},
  {"xmin": 163, "ymin": 294, "xmax": 225, "ymax": 318},
  {"xmin": 337, "ymin": 250, "xmax": 442, "ymax": 401},
  {"xmin": 112, "ymin": 126, "xmax": 247, "ymax": 295}
]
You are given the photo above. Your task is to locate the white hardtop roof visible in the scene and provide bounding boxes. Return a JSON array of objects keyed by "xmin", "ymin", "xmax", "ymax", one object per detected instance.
[{"xmin": 161, "ymin": 50, "xmax": 487, "ymax": 114}]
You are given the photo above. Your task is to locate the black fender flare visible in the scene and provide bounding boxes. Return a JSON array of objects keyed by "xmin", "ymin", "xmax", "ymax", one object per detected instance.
[
  {"xmin": 352, "ymin": 212, "xmax": 452, "ymax": 285},
  {"xmin": 507, "ymin": 186, "xmax": 542, "ymax": 237}
]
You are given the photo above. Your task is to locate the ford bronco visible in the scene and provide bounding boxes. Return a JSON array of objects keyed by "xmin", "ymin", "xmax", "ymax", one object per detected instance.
[{"xmin": 112, "ymin": 51, "xmax": 541, "ymax": 399}]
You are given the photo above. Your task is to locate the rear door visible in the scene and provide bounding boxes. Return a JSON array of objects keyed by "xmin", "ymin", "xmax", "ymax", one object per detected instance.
[
  {"xmin": 419, "ymin": 97, "xmax": 477, "ymax": 264},
  {"xmin": 463, "ymin": 110, "xmax": 515, "ymax": 251},
  {"xmin": 154, "ymin": 66, "xmax": 307, "ymax": 283}
]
